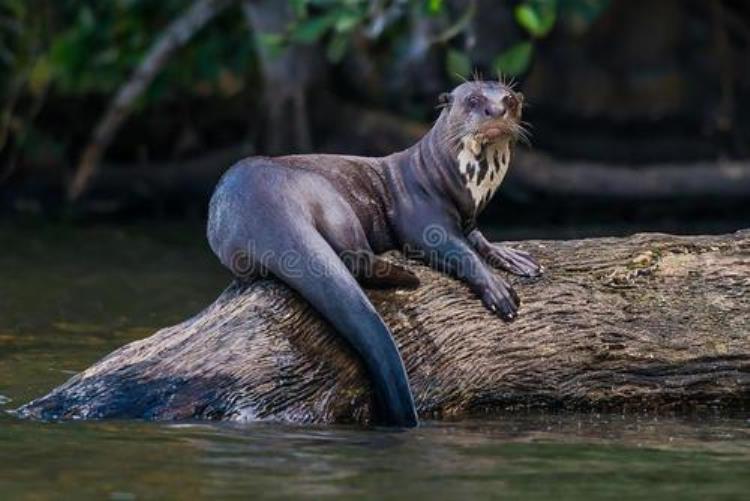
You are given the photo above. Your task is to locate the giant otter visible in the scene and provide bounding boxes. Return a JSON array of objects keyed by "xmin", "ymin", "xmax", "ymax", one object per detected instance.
[{"xmin": 207, "ymin": 80, "xmax": 542, "ymax": 427}]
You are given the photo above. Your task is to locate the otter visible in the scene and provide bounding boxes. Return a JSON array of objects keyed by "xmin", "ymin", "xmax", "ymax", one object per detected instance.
[{"xmin": 207, "ymin": 80, "xmax": 542, "ymax": 427}]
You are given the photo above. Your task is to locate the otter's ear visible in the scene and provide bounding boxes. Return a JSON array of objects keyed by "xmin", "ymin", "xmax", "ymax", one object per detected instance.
[
  {"xmin": 438, "ymin": 92, "xmax": 453, "ymax": 106},
  {"xmin": 515, "ymin": 92, "xmax": 525, "ymax": 104}
]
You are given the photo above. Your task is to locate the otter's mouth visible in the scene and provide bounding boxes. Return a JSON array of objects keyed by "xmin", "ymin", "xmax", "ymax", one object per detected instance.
[
  {"xmin": 474, "ymin": 122, "xmax": 518, "ymax": 146},
  {"xmin": 479, "ymin": 128, "xmax": 505, "ymax": 143},
  {"xmin": 458, "ymin": 120, "xmax": 522, "ymax": 158}
]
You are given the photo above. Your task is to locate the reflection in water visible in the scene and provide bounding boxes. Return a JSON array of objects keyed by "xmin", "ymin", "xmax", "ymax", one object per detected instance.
[{"xmin": 1, "ymin": 223, "xmax": 749, "ymax": 499}]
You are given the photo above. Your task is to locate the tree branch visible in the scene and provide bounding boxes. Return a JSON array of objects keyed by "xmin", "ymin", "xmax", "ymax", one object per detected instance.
[
  {"xmin": 67, "ymin": 0, "xmax": 234, "ymax": 202},
  {"xmin": 510, "ymin": 151, "xmax": 750, "ymax": 198}
]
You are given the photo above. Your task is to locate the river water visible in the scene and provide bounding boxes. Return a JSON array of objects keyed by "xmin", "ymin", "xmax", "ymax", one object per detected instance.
[{"xmin": 1, "ymin": 222, "xmax": 748, "ymax": 500}]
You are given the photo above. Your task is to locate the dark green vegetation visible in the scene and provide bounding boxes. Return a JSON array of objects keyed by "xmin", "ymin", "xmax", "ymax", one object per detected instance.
[
  {"xmin": 1, "ymin": 0, "xmax": 609, "ymax": 203},
  {"xmin": 1, "ymin": 1, "xmax": 606, "ymax": 112},
  {"xmin": 1, "ymin": 0, "xmax": 748, "ymax": 220},
  {"xmin": 1, "ymin": 224, "xmax": 749, "ymax": 500}
]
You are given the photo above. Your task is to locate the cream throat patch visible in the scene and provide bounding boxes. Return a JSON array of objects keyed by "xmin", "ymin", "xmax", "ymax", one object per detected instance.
[{"xmin": 456, "ymin": 135, "xmax": 511, "ymax": 212}]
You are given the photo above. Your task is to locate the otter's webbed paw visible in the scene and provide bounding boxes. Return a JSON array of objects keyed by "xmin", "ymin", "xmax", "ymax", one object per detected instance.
[
  {"xmin": 478, "ymin": 274, "xmax": 520, "ymax": 322},
  {"xmin": 485, "ymin": 244, "xmax": 543, "ymax": 279}
]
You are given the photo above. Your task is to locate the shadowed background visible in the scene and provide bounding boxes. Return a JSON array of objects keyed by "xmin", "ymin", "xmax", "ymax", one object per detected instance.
[{"xmin": 1, "ymin": 0, "xmax": 748, "ymax": 233}]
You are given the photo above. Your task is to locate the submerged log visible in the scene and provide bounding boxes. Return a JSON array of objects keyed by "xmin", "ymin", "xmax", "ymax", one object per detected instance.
[{"xmin": 18, "ymin": 230, "xmax": 750, "ymax": 424}]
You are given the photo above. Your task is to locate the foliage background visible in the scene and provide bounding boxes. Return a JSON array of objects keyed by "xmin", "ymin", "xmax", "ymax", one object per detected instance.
[{"xmin": 1, "ymin": 0, "xmax": 748, "ymax": 229}]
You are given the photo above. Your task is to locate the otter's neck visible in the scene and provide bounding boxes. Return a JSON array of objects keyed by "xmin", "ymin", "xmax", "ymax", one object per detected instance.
[{"xmin": 382, "ymin": 113, "xmax": 511, "ymax": 225}]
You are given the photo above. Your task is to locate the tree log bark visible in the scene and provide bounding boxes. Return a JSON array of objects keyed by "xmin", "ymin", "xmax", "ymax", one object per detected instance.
[{"xmin": 17, "ymin": 230, "xmax": 750, "ymax": 424}]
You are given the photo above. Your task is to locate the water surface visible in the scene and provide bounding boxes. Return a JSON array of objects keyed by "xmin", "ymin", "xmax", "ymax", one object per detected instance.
[{"xmin": 1, "ymin": 223, "xmax": 748, "ymax": 500}]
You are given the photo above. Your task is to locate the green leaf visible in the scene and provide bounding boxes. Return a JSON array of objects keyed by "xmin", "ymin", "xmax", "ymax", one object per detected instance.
[
  {"xmin": 289, "ymin": 0, "xmax": 308, "ymax": 18},
  {"xmin": 425, "ymin": 0, "xmax": 444, "ymax": 15},
  {"xmin": 334, "ymin": 11, "xmax": 361, "ymax": 33},
  {"xmin": 3, "ymin": 0, "xmax": 26, "ymax": 18},
  {"xmin": 49, "ymin": 31, "xmax": 86, "ymax": 90},
  {"xmin": 559, "ymin": 0, "xmax": 611, "ymax": 31},
  {"xmin": 326, "ymin": 33, "xmax": 349, "ymax": 63},
  {"xmin": 78, "ymin": 5, "xmax": 96, "ymax": 32},
  {"xmin": 28, "ymin": 55, "xmax": 52, "ymax": 95},
  {"xmin": 290, "ymin": 13, "xmax": 336, "ymax": 44},
  {"xmin": 306, "ymin": 0, "xmax": 344, "ymax": 6},
  {"xmin": 257, "ymin": 33, "xmax": 286, "ymax": 58},
  {"xmin": 515, "ymin": 1, "xmax": 557, "ymax": 38},
  {"xmin": 493, "ymin": 42, "xmax": 534, "ymax": 76},
  {"xmin": 446, "ymin": 49, "xmax": 472, "ymax": 81}
]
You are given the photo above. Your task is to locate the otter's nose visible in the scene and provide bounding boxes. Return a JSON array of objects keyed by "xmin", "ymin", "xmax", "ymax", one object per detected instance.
[{"xmin": 483, "ymin": 102, "xmax": 506, "ymax": 119}]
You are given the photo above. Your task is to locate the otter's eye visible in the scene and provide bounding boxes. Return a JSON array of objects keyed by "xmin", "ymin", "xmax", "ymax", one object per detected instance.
[{"xmin": 465, "ymin": 95, "xmax": 481, "ymax": 109}]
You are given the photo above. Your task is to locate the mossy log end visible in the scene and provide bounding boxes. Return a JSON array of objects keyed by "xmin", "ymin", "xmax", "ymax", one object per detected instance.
[{"xmin": 18, "ymin": 230, "xmax": 750, "ymax": 424}]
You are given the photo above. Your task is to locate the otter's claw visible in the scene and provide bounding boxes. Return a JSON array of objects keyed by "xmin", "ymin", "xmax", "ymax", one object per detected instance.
[
  {"xmin": 486, "ymin": 245, "xmax": 543, "ymax": 279},
  {"xmin": 479, "ymin": 276, "xmax": 519, "ymax": 322}
]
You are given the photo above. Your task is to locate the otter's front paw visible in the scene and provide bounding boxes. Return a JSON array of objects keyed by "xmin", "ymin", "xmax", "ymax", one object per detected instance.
[
  {"xmin": 486, "ymin": 245, "xmax": 543, "ymax": 279},
  {"xmin": 478, "ymin": 275, "xmax": 520, "ymax": 322}
]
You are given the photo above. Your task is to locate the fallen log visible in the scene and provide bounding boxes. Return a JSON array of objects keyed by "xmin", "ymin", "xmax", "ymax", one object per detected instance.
[
  {"xmin": 510, "ymin": 151, "xmax": 750, "ymax": 199},
  {"xmin": 17, "ymin": 230, "xmax": 750, "ymax": 424}
]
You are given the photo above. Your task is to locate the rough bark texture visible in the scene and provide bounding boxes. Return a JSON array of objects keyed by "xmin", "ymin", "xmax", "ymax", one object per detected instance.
[{"xmin": 18, "ymin": 230, "xmax": 750, "ymax": 424}]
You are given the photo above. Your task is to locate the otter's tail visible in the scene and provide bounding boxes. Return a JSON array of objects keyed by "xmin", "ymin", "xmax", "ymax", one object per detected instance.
[{"xmin": 266, "ymin": 230, "xmax": 418, "ymax": 427}]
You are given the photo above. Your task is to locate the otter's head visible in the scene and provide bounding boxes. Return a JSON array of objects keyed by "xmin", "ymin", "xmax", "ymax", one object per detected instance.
[
  {"xmin": 438, "ymin": 80, "xmax": 526, "ymax": 154},
  {"xmin": 437, "ymin": 80, "xmax": 527, "ymax": 212}
]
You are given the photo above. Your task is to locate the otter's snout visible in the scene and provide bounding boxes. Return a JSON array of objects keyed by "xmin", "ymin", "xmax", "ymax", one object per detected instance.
[
  {"xmin": 483, "ymin": 102, "xmax": 506, "ymax": 119},
  {"xmin": 483, "ymin": 93, "xmax": 521, "ymax": 120}
]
